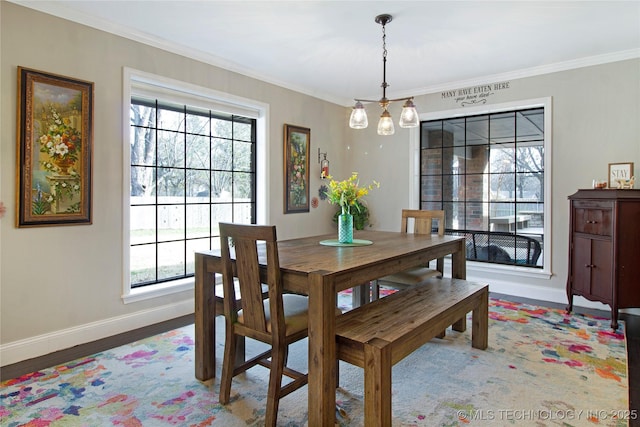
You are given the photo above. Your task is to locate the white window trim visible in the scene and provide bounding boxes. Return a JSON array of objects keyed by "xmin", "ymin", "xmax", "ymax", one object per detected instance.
[
  {"xmin": 121, "ymin": 67, "xmax": 269, "ymax": 303},
  {"xmin": 409, "ymin": 97, "xmax": 553, "ymax": 279}
]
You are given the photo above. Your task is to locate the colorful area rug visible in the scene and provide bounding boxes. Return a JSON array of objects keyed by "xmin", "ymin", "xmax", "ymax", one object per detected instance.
[{"xmin": 1, "ymin": 293, "xmax": 629, "ymax": 426}]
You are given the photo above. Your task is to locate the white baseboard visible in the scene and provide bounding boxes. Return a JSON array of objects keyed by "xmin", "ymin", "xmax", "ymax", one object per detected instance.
[
  {"xmin": 485, "ymin": 277, "xmax": 640, "ymax": 316},
  {"xmin": 487, "ymin": 280, "xmax": 603, "ymax": 309},
  {"xmin": 0, "ymin": 299, "xmax": 194, "ymax": 367},
  {"xmin": 453, "ymin": 260, "xmax": 623, "ymax": 313},
  {"xmin": 2, "ymin": 278, "xmax": 637, "ymax": 368}
]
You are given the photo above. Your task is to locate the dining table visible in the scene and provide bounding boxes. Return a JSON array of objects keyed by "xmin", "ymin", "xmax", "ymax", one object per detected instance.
[{"xmin": 195, "ymin": 229, "xmax": 467, "ymax": 426}]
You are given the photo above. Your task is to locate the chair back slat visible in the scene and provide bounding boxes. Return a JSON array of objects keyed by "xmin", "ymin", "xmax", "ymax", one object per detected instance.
[
  {"xmin": 401, "ymin": 209, "xmax": 445, "ymax": 237},
  {"xmin": 234, "ymin": 237, "xmax": 268, "ymax": 331}
]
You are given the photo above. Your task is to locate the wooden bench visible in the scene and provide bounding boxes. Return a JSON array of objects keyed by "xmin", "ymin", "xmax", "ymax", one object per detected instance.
[{"xmin": 335, "ymin": 278, "xmax": 489, "ymax": 426}]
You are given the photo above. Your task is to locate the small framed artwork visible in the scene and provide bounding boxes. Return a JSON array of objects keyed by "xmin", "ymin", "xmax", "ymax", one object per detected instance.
[
  {"xmin": 16, "ymin": 67, "xmax": 94, "ymax": 227},
  {"xmin": 283, "ymin": 124, "xmax": 310, "ymax": 213},
  {"xmin": 608, "ymin": 162, "xmax": 634, "ymax": 189}
]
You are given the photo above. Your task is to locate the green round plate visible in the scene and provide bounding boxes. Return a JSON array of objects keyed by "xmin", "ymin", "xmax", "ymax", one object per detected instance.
[{"xmin": 319, "ymin": 239, "xmax": 373, "ymax": 247}]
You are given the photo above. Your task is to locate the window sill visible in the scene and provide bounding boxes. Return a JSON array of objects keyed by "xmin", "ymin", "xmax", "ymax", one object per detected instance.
[
  {"xmin": 122, "ymin": 277, "xmax": 194, "ymax": 304},
  {"xmin": 443, "ymin": 258, "xmax": 551, "ymax": 280},
  {"xmin": 466, "ymin": 260, "xmax": 552, "ymax": 280}
]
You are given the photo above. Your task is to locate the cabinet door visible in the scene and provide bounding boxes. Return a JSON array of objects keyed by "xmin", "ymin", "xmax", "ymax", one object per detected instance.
[
  {"xmin": 618, "ymin": 201, "xmax": 640, "ymax": 308},
  {"xmin": 571, "ymin": 236, "xmax": 592, "ymax": 295},
  {"xmin": 571, "ymin": 236, "xmax": 613, "ymax": 302},
  {"xmin": 590, "ymin": 239, "xmax": 613, "ymax": 302}
]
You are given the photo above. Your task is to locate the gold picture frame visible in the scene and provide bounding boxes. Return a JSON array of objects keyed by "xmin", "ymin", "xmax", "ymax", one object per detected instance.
[
  {"xmin": 16, "ymin": 67, "xmax": 94, "ymax": 227},
  {"xmin": 283, "ymin": 124, "xmax": 310, "ymax": 213},
  {"xmin": 608, "ymin": 162, "xmax": 634, "ymax": 189}
]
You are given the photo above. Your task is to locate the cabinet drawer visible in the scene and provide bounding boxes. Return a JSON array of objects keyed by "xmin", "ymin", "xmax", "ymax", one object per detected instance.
[
  {"xmin": 572, "ymin": 200, "xmax": 613, "ymax": 210},
  {"xmin": 573, "ymin": 207, "xmax": 612, "ymax": 236}
]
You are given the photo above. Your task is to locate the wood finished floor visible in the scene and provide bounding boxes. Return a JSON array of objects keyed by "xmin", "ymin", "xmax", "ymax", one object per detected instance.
[{"xmin": 1, "ymin": 294, "xmax": 638, "ymax": 427}]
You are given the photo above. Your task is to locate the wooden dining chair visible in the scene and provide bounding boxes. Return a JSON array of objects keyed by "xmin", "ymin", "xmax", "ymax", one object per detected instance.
[
  {"xmin": 373, "ymin": 209, "xmax": 446, "ymax": 297},
  {"xmin": 217, "ymin": 222, "xmax": 310, "ymax": 427}
]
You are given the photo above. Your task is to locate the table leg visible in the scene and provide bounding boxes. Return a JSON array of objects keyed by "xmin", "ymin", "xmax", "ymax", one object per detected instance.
[
  {"xmin": 451, "ymin": 240, "xmax": 468, "ymax": 332},
  {"xmin": 371, "ymin": 280, "xmax": 380, "ymax": 301},
  {"xmin": 308, "ymin": 272, "xmax": 337, "ymax": 426},
  {"xmin": 451, "ymin": 239, "xmax": 467, "ymax": 280},
  {"xmin": 195, "ymin": 253, "xmax": 216, "ymax": 381},
  {"xmin": 351, "ymin": 283, "xmax": 370, "ymax": 308}
]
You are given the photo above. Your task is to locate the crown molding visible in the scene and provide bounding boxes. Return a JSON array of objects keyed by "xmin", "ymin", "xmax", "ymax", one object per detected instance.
[
  {"xmin": 10, "ymin": 1, "xmax": 640, "ymax": 107},
  {"xmin": 400, "ymin": 48, "xmax": 640, "ymax": 102}
]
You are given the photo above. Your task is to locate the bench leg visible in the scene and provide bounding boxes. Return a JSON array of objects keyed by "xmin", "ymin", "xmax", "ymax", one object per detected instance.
[
  {"xmin": 452, "ymin": 317, "xmax": 467, "ymax": 332},
  {"xmin": 472, "ymin": 289, "xmax": 489, "ymax": 350},
  {"xmin": 364, "ymin": 338, "xmax": 392, "ymax": 427}
]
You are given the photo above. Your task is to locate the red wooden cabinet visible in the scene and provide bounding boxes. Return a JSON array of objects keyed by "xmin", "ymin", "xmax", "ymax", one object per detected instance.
[{"xmin": 567, "ymin": 189, "xmax": 640, "ymax": 329}]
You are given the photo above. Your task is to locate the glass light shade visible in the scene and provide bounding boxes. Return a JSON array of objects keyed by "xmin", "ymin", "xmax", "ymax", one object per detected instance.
[
  {"xmin": 377, "ymin": 110, "xmax": 395, "ymax": 135},
  {"xmin": 320, "ymin": 156, "xmax": 329, "ymax": 179},
  {"xmin": 349, "ymin": 101, "xmax": 368, "ymax": 129},
  {"xmin": 399, "ymin": 99, "xmax": 419, "ymax": 128}
]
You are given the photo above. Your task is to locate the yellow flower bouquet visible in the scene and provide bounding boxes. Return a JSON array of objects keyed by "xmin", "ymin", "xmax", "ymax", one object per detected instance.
[
  {"xmin": 324, "ymin": 172, "xmax": 379, "ymax": 243},
  {"xmin": 324, "ymin": 172, "xmax": 379, "ymax": 215}
]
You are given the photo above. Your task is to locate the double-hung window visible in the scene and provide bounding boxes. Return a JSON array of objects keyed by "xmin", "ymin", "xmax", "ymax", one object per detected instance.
[
  {"xmin": 419, "ymin": 106, "xmax": 547, "ymax": 269},
  {"xmin": 124, "ymin": 69, "xmax": 265, "ymax": 300}
]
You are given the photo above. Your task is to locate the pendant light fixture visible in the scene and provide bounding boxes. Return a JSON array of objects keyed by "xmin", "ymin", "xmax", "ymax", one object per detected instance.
[{"xmin": 349, "ymin": 14, "xmax": 419, "ymax": 136}]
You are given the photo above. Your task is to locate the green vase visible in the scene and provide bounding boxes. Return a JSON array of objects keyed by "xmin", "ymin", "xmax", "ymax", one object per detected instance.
[{"xmin": 338, "ymin": 207, "xmax": 353, "ymax": 244}]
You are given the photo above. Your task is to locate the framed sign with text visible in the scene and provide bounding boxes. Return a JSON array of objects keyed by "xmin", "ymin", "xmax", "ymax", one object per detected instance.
[{"xmin": 608, "ymin": 162, "xmax": 634, "ymax": 189}]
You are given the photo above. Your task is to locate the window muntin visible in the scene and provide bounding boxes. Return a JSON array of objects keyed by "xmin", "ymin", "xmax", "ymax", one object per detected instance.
[
  {"xmin": 420, "ymin": 107, "xmax": 545, "ymax": 268},
  {"xmin": 129, "ymin": 97, "xmax": 256, "ymax": 287}
]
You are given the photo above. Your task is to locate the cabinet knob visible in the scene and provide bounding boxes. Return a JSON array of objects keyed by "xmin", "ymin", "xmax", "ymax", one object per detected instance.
[{"xmin": 584, "ymin": 264, "xmax": 595, "ymax": 268}]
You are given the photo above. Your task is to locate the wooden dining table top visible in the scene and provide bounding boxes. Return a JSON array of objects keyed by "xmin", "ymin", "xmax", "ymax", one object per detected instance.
[{"xmin": 198, "ymin": 229, "xmax": 466, "ymax": 294}]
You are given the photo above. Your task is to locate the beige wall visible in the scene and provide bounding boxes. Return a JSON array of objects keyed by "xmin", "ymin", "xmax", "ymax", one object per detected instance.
[{"xmin": 1, "ymin": 2, "xmax": 639, "ymax": 365}]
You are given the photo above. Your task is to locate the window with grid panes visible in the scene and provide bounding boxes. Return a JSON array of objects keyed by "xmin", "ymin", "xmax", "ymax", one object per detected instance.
[
  {"xmin": 420, "ymin": 107, "xmax": 544, "ymax": 268},
  {"xmin": 129, "ymin": 98, "xmax": 256, "ymax": 287}
]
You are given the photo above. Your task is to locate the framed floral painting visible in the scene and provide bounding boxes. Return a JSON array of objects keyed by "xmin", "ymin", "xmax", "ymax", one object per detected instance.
[
  {"xmin": 16, "ymin": 67, "xmax": 94, "ymax": 227},
  {"xmin": 283, "ymin": 124, "xmax": 310, "ymax": 213}
]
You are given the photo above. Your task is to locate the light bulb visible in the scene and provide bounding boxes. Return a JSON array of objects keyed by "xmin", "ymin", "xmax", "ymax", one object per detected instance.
[
  {"xmin": 399, "ymin": 99, "xmax": 419, "ymax": 128},
  {"xmin": 377, "ymin": 109, "xmax": 395, "ymax": 135},
  {"xmin": 349, "ymin": 101, "xmax": 368, "ymax": 129}
]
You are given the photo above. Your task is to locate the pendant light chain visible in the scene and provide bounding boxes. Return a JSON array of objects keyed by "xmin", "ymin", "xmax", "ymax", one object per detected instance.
[
  {"xmin": 382, "ymin": 20, "xmax": 387, "ymax": 58},
  {"xmin": 381, "ymin": 21, "xmax": 388, "ymax": 98}
]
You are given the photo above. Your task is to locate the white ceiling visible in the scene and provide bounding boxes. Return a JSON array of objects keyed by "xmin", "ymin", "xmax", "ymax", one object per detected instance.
[{"xmin": 12, "ymin": 1, "xmax": 640, "ymax": 106}]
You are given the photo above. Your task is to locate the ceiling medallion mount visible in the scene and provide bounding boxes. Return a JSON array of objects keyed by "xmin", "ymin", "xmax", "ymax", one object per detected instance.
[
  {"xmin": 349, "ymin": 13, "xmax": 419, "ymax": 136},
  {"xmin": 374, "ymin": 13, "xmax": 392, "ymax": 26}
]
